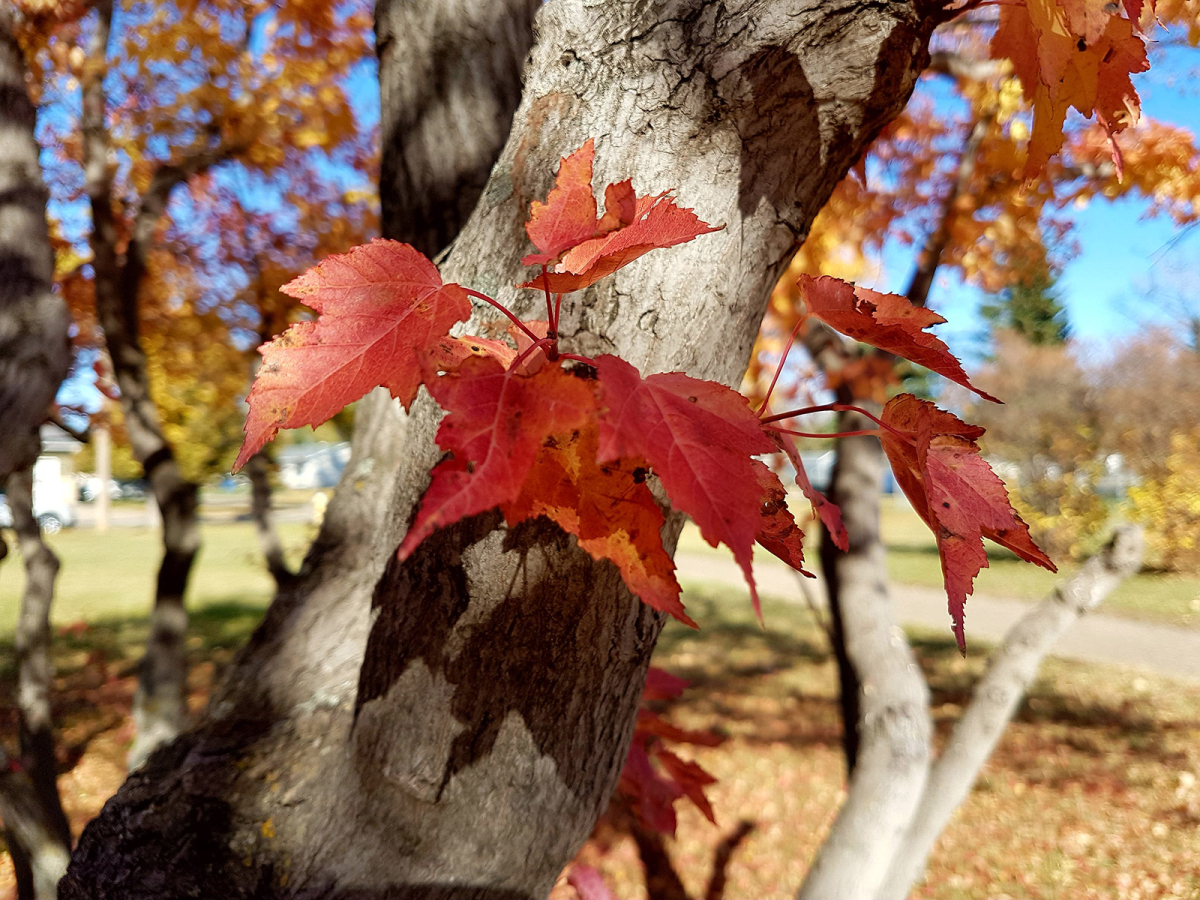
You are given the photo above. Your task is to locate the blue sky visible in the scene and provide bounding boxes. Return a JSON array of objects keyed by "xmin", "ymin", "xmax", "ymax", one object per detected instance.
[{"xmin": 873, "ymin": 34, "xmax": 1200, "ymax": 357}]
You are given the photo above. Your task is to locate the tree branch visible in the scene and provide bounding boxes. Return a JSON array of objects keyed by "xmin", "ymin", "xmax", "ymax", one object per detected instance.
[
  {"xmin": 905, "ymin": 111, "xmax": 992, "ymax": 307},
  {"xmin": 877, "ymin": 526, "xmax": 1145, "ymax": 899},
  {"xmin": 925, "ymin": 50, "xmax": 1005, "ymax": 83}
]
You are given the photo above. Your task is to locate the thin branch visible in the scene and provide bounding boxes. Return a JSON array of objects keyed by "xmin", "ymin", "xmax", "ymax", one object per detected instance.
[
  {"xmin": 905, "ymin": 111, "xmax": 993, "ymax": 307},
  {"xmin": 925, "ymin": 50, "xmax": 1006, "ymax": 83}
]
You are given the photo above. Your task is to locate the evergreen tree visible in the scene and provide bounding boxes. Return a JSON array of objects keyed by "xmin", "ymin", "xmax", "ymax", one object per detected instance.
[{"xmin": 981, "ymin": 265, "xmax": 1069, "ymax": 345}]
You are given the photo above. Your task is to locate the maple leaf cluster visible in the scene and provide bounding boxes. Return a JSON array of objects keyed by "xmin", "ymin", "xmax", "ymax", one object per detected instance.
[
  {"xmin": 236, "ymin": 138, "xmax": 1055, "ymax": 650},
  {"xmin": 990, "ymin": 0, "xmax": 1154, "ymax": 177}
]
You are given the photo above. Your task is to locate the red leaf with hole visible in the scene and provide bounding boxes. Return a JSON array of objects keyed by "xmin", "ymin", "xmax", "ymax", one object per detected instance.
[
  {"xmin": 772, "ymin": 430, "xmax": 848, "ymax": 552},
  {"xmin": 880, "ymin": 394, "xmax": 1056, "ymax": 651},
  {"xmin": 502, "ymin": 426, "xmax": 692, "ymax": 626},
  {"xmin": 750, "ymin": 459, "xmax": 812, "ymax": 576},
  {"xmin": 594, "ymin": 355, "xmax": 776, "ymax": 616},
  {"xmin": 235, "ymin": 239, "xmax": 470, "ymax": 471},
  {"xmin": 517, "ymin": 139, "xmax": 720, "ymax": 293},
  {"xmin": 799, "ymin": 275, "xmax": 999, "ymax": 403},
  {"xmin": 397, "ymin": 358, "xmax": 595, "ymax": 559},
  {"xmin": 427, "ymin": 335, "xmax": 517, "ymax": 372}
]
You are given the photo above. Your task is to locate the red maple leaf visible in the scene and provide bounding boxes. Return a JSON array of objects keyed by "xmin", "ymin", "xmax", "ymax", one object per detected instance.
[
  {"xmin": 234, "ymin": 239, "xmax": 470, "ymax": 470},
  {"xmin": 502, "ymin": 426, "xmax": 692, "ymax": 626},
  {"xmin": 880, "ymin": 394, "xmax": 1056, "ymax": 651},
  {"xmin": 750, "ymin": 459, "xmax": 812, "ymax": 576},
  {"xmin": 397, "ymin": 357, "xmax": 595, "ymax": 559},
  {"xmin": 772, "ymin": 430, "xmax": 849, "ymax": 552},
  {"xmin": 618, "ymin": 667, "xmax": 722, "ymax": 837},
  {"xmin": 594, "ymin": 355, "xmax": 776, "ymax": 616},
  {"xmin": 799, "ymin": 275, "xmax": 999, "ymax": 403},
  {"xmin": 517, "ymin": 139, "xmax": 720, "ymax": 293}
]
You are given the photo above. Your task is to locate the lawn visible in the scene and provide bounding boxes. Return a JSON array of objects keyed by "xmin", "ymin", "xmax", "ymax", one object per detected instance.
[
  {"xmin": 3, "ymin": 564, "xmax": 1198, "ymax": 899},
  {"xmin": 0, "ymin": 522, "xmax": 312, "ymax": 634},
  {"xmin": 676, "ymin": 495, "xmax": 1200, "ymax": 629}
]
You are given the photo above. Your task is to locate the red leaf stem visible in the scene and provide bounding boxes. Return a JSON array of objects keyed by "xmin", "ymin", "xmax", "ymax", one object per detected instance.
[
  {"xmin": 758, "ymin": 314, "xmax": 808, "ymax": 415},
  {"xmin": 762, "ymin": 402, "xmax": 914, "ymax": 445},
  {"xmin": 766, "ymin": 426, "xmax": 881, "ymax": 440},
  {"xmin": 462, "ymin": 287, "xmax": 541, "ymax": 344}
]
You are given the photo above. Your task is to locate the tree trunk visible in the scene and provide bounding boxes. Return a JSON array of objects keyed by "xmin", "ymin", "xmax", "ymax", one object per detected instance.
[
  {"xmin": 244, "ymin": 448, "xmax": 296, "ymax": 587},
  {"xmin": 81, "ymin": 0, "xmax": 205, "ymax": 769},
  {"xmin": 797, "ymin": 110, "xmax": 991, "ymax": 900},
  {"xmin": 877, "ymin": 526, "xmax": 1145, "ymax": 899},
  {"xmin": 0, "ymin": 4, "xmax": 70, "ymax": 480},
  {"xmin": 797, "ymin": 425, "xmax": 931, "ymax": 900},
  {"xmin": 8, "ymin": 465, "xmax": 72, "ymax": 841},
  {"xmin": 0, "ymin": 748, "xmax": 71, "ymax": 900},
  {"xmin": 0, "ymin": 8, "xmax": 73, "ymax": 896},
  {"xmin": 61, "ymin": 2, "xmax": 936, "ymax": 896}
]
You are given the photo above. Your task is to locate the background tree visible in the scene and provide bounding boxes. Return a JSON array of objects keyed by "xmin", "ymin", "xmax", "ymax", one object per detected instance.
[
  {"xmin": 22, "ymin": 0, "xmax": 372, "ymax": 765},
  {"xmin": 979, "ymin": 260, "xmax": 1068, "ymax": 345},
  {"xmin": 0, "ymin": 4, "xmax": 73, "ymax": 897}
]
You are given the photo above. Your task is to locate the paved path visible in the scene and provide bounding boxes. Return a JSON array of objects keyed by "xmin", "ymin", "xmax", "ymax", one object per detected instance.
[{"xmin": 674, "ymin": 551, "xmax": 1200, "ymax": 682}]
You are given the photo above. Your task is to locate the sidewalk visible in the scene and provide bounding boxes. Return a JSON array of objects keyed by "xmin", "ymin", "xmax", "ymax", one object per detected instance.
[{"xmin": 674, "ymin": 551, "xmax": 1200, "ymax": 681}]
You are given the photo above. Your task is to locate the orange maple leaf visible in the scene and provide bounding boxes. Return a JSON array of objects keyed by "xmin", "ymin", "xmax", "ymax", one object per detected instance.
[{"xmin": 502, "ymin": 425, "xmax": 692, "ymax": 626}]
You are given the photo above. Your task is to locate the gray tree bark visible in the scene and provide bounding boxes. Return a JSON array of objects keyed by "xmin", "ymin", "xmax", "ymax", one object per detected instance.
[
  {"xmin": 0, "ymin": 6, "xmax": 73, "ymax": 897},
  {"xmin": 61, "ymin": 1, "xmax": 937, "ymax": 897},
  {"xmin": 0, "ymin": 3, "xmax": 70, "ymax": 479},
  {"xmin": 244, "ymin": 448, "xmax": 295, "ymax": 586},
  {"xmin": 877, "ymin": 525, "xmax": 1145, "ymax": 899},
  {"xmin": 8, "ymin": 465, "xmax": 72, "ymax": 847},
  {"xmin": 81, "ymin": 0, "xmax": 243, "ymax": 768},
  {"xmin": 798, "ymin": 427, "xmax": 932, "ymax": 900}
]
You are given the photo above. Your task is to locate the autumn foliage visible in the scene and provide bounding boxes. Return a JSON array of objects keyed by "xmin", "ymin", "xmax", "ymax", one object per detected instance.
[{"xmin": 237, "ymin": 139, "xmax": 1056, "ymax": 651}]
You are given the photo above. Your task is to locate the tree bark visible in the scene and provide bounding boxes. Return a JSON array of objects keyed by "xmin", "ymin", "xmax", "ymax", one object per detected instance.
[
  {"xmin": 877, "ymin": 525, "xmax": 1145, "ymax": 899},
  {"xmin": 81, "ymin": 0, "xmax": 223, "ymax": 768},
  {"xmin": 0, "ymin": 8, "xmax": 72, "ymax": 896},
  {"xmin": 0, "ymin": 4, "xmax": 70, "ymax": 481},
  {"xmin": 3, "ymin": 466, "xmax": 73, "ymax": 900},
  {"xmin": 0, "ymin": 747, "xmax": 71, "ymax": 900},
  {"xmin": 797, "ymin": 106, "xmax": 991, "ymax": 900},
  {"xmin": 244, "ymin": 448, "xmax": 296, "ymax": 588},
  {"xmin": 62, "ymin": 2, "xmax": 937, "ymax": 896},
  {"xmin": 797, "ymin": 426, "xmax": 931, "ymax": 900}
]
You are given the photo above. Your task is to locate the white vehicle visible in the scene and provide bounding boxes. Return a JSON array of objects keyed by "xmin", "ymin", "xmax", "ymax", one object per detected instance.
[{"xmin": 0, "ymin": 457, "xmax": 77, "ymax": 534}]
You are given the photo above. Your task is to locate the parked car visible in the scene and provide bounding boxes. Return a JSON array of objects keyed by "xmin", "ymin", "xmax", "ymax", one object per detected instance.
[
  {"xmin": 0, "ymin": 491, "xmax": 77, "ymax": 534},
  {"xmin": 78, "ymin": 475, "xmax": 122, "ymax": 502}
]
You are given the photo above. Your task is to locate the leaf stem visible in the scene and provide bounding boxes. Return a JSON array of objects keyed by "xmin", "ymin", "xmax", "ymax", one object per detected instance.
[
  {"xmin": 765, "ymin": 426, "xmax": 881, "ymax": 440},
  {"xmin": 463, "ymin": 288, "xmax": 541, "ymax": 343},
  {"xmin": 560, "ymin": 353, "xmax": 597, "ymax": 366},
  {"xmin": 512, "ymin": 336, "xmax": 554, "ymax": 371},
  {"xmin": 762, "ymin": 402, "xmax": 913, "ymax": 445},
  {"xmin": 540, "ymin": 267, "xmax": 556, "ymax": 331},
  {"xmin": 757, "ymin": 314, "xmax": 809, "ymax": 416}
]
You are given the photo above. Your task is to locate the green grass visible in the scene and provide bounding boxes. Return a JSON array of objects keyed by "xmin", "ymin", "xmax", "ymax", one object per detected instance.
[
  {"xmin": 678, "ymin": 495, "xmax": 1200, "ymax": 628},
  {"xmin": 0, "ymin": 522, "xmax": 311, "ymax": 636},
  {"xmin": 880, "ymin": 501, "xmax": 1200, "ymax": 627}
]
